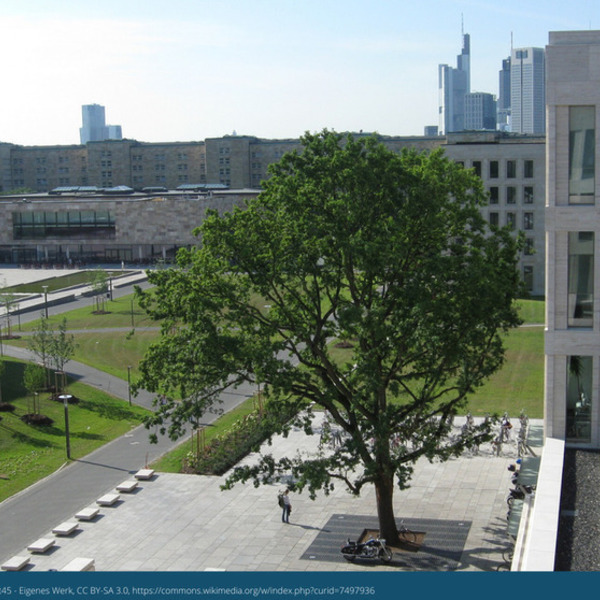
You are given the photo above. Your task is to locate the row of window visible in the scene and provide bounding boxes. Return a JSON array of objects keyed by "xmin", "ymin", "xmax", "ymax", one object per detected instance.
[
  {"xmin": 489, "ymin": 211, "xmax": 535, "ymax": 230},
  {"xmin": 488, "ymin": 185, "xmax": 535, "ymax": 204},
  {"xmin": 12, "ymin": 211, "xmax": 115, "ymax": 239},
  {"xmin": 464, "ymin": 159, "xmax": 535, "ymax": 180}
]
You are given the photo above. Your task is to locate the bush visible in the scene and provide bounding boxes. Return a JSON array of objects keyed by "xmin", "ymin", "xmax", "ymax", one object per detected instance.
[{"xmin": 183, "ymin": 405, "xmax": 297, "ymax": 476}]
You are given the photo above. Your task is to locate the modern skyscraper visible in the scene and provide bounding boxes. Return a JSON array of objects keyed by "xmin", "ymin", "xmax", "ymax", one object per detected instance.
[
  {"xmin": 464, "ymin": 92, "xmax": 497, "ymax": 130},
  {"xmin": 438, "ymin": 32, "xmax": 471, "ymax": 134},
  {"xmin": 80, "ymin": 104, "xmax": 122, "ymax": 144},
  {"xmin": 497, "ymin": 57, "xmax": 511, "ymax": 131},
  {"xmin": 510, "ymin": 47, "xmax": 545, "ymax": 134}
]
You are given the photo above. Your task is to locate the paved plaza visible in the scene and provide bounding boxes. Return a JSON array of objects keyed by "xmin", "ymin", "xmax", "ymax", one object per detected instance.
[{"xmin": 6, "ymin": 417, "xmax": 541, "ymax": 572}]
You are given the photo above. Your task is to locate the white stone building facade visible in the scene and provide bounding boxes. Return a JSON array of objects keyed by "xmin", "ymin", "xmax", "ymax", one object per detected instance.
[{"xmin": 545, "ymin": 31, "xmax": 600, "ymax": 447}]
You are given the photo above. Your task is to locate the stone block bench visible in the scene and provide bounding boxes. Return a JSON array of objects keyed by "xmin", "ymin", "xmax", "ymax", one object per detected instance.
[
  {"xmin": 27, "ymin": 538, "xmax": 56, "ymax": 553},
  {"xmin": 135, "ymin": 468, "xmax": 155, "ymax": 480},
  {"xmin": 61, "ymin": 557, "xmax": 95, "ymax": 571},
  {"xmin": 52, "ymin": 521, "xmax": 79, "ymax": 536},
  {"xmin": 1, "ymin": 556, "xmax": 30, "ymax": 571},
  {"xmin": 75, "ymin": 507, "xmax": 100, "ymax": 521},
  {"xmin": 116, "ymin": 479, "xmax": 138, "ymax": 493},
  {"xmin": 96, "ymin": 492, "xmax": 120, "ymax": 506}
]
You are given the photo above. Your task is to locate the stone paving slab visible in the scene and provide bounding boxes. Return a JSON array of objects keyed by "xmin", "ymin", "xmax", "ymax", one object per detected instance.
[{"xmin": 12, "ymin": 417, "xmax": 542, "ymax": 572}]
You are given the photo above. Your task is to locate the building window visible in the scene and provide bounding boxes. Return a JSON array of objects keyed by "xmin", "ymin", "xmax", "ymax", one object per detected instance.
[
  {"xmin": 489, "ymin": 212, "xmax": 499, "ymax": 227},
  {"xmin": 566, "ymin": 355, "xmax": 592, "ymax": 442},
  {"xmin": 569, "ymin": 106, "xmax": 595, "ymax": 203},
  {"xmin": 524, "ymin": 238, "xmax": 535, "ymax": 255},
  {"xmin": 489, "ymin": 187, "xmax": 499, "ymax": 204},
  {"xmin": 506, "ymin": 160, "xmax": 517, "ymax": 178},
  {"xmin": 524, "ymin": 160, "xmax": 534, "ymax": 178},
  {"xmin": 506, "ymin": 187, "xmax": 517, "ymax": 204},
  {"xmin": 524, "ymin": 186, "xmax": 534, "ymax": 204},
  {"xmin": 506, "ymin": 212, "xmax": 516, "ymax": 230},
  {"xmin": 568, "ymin": 231, "xmax": 594, "ymax": 327},
  {"xmin": 489, "ymin": 161, "xmax": 499, "ymax": 179},
  {"xmin": 472, "ymin": 161, "xmax": 482, "ymax": 177},
  {"xmin": 523, "ymin": 265, "xmax": 534, "ymax": 291},
  {"xmin": 524, "ymin": 212, "xmax": 534, "ymax": 230}
]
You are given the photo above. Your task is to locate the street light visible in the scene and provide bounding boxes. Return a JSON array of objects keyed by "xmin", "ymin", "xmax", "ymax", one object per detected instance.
[
  {"xmin": 55, "ymin": 371, "xmax": 71, "ymax": 459},
  {"xmin": 42, "ymin": 285, "xmax": 49, "ymax": 319}
]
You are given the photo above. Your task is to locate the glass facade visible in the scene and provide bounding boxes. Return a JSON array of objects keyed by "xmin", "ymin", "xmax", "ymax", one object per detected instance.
[
  {"xmin": 568, "ymin": 232, "xmax": 594, "ymax": 327},
  {"xmin": 13, "ymin": 211, "xmax": 115, "ymax": 240},
  {"xmin": 566, "ymin": 356, "xmax": 592, "ymax": 442},
  {"xmin": 569, "ymin": 106, "xmax": 595, "ymax": 203}
]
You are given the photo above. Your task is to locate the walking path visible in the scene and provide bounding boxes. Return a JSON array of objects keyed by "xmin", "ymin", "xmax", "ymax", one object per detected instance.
[{"xmin": 0, "ymin": 268, "xmax": 256, "ymax": 566}]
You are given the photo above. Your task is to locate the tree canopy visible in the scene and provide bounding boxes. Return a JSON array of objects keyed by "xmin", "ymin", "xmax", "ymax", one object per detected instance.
[{"xmin": 135, "ymin": 130, "xmax": 523, "ymax": 541}]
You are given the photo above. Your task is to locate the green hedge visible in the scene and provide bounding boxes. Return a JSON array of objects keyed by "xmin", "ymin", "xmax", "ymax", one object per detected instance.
[{"xmin": 183, "ymin": 405, "xmax": 296, "ymax": 475}]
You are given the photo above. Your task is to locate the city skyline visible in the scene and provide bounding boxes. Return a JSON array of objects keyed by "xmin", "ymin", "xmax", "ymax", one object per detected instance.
[{"xmin": 0, "ymin": 0, "xmax": 598, "ymax": 147}]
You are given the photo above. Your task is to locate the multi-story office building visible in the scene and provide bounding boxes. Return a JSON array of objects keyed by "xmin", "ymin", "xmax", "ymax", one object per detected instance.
[
  {"xmin": 545, "ymin": 30, "xmax": 600, "ymax": 448},
  {"xmin": 80, "ymin": 104, "xmax": 122, "ymax": 144},
  {"xmin": 464, "ymin": 92, "xmax": 497, "ymax": 130},
  {"xmin": 510, "ymin": 47, "xmax": 546, "ymax": 134},
  {"xmin": 438, "ymin": 32, "xmax": 471, "ymax": 134},
  {"xmin": 0, "ymin": 131, "xmax": 546, "ymax": 297},
  {"xmin": 497, "ymin": 57, "xmax": 511, "ymax": 131}
]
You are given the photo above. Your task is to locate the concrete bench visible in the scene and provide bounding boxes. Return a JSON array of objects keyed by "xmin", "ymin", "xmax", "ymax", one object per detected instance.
[
  {"xmin": 61, "ymin": 557, "xmax": 95, "ymax": 572},
  {"xmin": 1, "ymin": 555, "xmax": 30, "ymax": 571},
  {"xmin": 75, "ymin": 507, "xmax": 100, "ymax": 521},
  {"xmin": 116, "ymin": 479, "xmax": 138, "ymax": 493},
  {"xmin": 97, "ymin": 492, "xmax": 120, "ymax": 506},
  {"xmin": 135, "ymin": 468, "xmax": 155, "ymax": 480},
  {"xmin": 27, "ymin": 538, "xmax": 56, "ymax": 553},
  {"xmin": 52, "ymin": 521, "xmax": 79, "ymax": 536}
]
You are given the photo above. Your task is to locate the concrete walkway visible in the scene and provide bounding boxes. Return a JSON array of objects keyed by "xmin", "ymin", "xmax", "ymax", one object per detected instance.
[{"xmin": 2, "ymin": 411, "xmax": 541, "ymax": 571}]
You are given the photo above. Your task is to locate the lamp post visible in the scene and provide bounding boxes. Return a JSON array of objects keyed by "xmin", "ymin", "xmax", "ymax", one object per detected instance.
[
  {"xmin": 42, "ymin": 285, "xmax": 49, "ymax": 319},
  {"xmin": 55, "ymin": 371, "xmax": 71, "ymax": 459},
  {"xmin": 127, "ymin": 365, "xmax": 132, "ymax": 406}
]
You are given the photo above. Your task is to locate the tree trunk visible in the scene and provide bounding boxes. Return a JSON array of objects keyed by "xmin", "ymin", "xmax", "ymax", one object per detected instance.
[{"xmin": 375, "ymin": 473, "xmax": 400, "ymax": 543}]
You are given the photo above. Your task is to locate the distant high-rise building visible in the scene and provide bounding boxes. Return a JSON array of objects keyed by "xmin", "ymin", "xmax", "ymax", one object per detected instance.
[
  {"xmin": 424, "ymin": 125, "xmax": 439, "ymax": 136},
  {"xmin": 106, "ymin": 125, "xmax": 122, "ymax": 139},
  {"xmin": 510, "ymin": 47, "xmax": 545, "ymax": 134},
  {"xmin": 80, "ymin": 104, "xmax": 122, "ymax": 144},
  {"xmin": 464, "ymin": 92, "xmax": 497, "ymax": 130},
  {"xmin": 497, "ymin": 57, "xmax": 511, "ymax": 131},
  {"xmin": 438, "ymin": 32, "xmax": 471, "ymax": 134}
]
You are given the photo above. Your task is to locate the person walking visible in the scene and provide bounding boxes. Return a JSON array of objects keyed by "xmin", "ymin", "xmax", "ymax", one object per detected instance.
[{"xmin": 281, "ymin": 489, "xmax": 292, "ymax": 523}]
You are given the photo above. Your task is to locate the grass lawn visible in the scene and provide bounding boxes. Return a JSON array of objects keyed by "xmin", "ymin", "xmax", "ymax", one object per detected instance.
[
  {"xmin": 2, "ymin": 296, "xmax": 546, "ymax": 479},
  {"xmin": 1, "ymin": 270, "xmax": 134, "ymax": 294},
  {"xmin": 13, "ymin": 294, "xmax": 157, "ymax": 332},
  {"xmin": 0, "ymin": 358, "xmax": 149, "ymax": 502}
]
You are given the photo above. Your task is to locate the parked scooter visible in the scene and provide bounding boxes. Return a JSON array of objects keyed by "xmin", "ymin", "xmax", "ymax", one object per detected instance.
[{"xmin": 340, "ymin": 536, "xmax": 393, "ymax": 563}]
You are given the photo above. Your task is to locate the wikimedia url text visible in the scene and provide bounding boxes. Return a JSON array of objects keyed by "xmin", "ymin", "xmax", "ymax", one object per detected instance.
[{"xmin": 0, "ymin": 586, "xmax": 377, "ymax": 598}]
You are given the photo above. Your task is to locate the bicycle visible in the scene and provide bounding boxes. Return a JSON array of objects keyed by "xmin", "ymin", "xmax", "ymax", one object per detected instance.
[{"xmin": 397, "ymin": 520, "xmax": 417, "ymax": 544}]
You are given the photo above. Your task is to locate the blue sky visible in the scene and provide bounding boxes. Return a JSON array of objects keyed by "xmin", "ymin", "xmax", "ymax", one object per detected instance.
[{"xmin": 0, "ymin": 0, "xmax": 598, "ymax": 146}]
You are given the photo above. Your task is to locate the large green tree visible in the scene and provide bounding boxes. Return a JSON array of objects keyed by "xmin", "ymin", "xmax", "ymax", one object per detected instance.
[{"xmin": 135, "ymin": 131, "xmax": 523, "ymax": 542}]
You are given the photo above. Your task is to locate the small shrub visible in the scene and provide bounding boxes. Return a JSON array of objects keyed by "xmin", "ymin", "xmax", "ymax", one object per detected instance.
[{"xmin": 21, "ymin": 414, "xmax": 54, "ymax": 426}]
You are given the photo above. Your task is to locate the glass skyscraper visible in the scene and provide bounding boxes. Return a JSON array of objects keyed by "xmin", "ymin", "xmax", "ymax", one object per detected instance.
[{"xmin": 510, "ymin": 47, "xmax": 546, "ymax": 134}]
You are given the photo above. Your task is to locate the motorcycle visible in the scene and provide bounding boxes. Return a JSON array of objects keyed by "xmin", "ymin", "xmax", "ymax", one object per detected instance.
[{"xmin": 340, "ymin": 536, "xmax": 393, "ymax": 563}]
